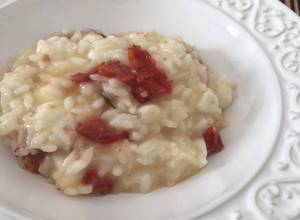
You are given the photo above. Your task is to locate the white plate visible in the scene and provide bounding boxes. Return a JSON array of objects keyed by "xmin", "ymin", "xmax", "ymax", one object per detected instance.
[{"xmin": 0, "ymin": 0, "xmax": 299, "ymax": 219}]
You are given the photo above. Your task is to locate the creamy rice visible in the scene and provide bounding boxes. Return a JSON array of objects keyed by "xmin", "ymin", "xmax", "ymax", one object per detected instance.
[{"xmin": 0, "ymin": 30, "xmax": 236, "ymax": 195}]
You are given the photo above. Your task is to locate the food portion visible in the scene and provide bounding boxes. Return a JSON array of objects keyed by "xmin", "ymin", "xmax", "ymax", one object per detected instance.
[{"xmin": 0, "ymin": 30, "xmax": 236, "ymax": 195}]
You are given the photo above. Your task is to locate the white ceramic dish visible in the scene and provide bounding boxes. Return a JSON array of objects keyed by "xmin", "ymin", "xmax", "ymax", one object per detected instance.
[{"xmin": 0, "ymin": 0, "xmax": 299, "ymax": 219}]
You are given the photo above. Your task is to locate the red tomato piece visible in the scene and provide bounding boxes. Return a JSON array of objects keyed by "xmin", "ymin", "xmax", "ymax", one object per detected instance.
[
  {"xmin": 202, "ymin": 126, "xmax": 224, "ymax": 155},
  {"xmin": 70, "ymin": 66, "xmax": 99, "ymax": 83},
  {"xmin": 81, "ymin": 169, "xmax": 113, "ymax": 194},
  {"xmin": 97, "ymin": 60, "xmax": 135, "ymax": 85},
  {"xmin": 128, "ymin": 45, "xmax": 172, "ymax": 102},
  {"xmin": 70, "ymin": 73, "xmax": 91, "ymax": 83},
  {"xmin": 131, "ymin": 83, "xmax": 152, "ymax": 103},
  {"xmin": 76, "ymin": 118, "xmax": 129, "ymax": 144},
  {"xmin": 70, "ymin": 45, "xmax": 172, "ymax": 103},
  {"xmin": 128, "ymin": 45, "xmax": 155, "ymax": 71},
  {"xmin": 21, "ymin": 150, "xmax": 46, "ymax": 173}
]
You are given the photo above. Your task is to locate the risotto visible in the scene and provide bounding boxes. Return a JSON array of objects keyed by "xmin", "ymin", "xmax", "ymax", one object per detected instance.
[{"xmin": 0, "ymin": 30, "xmax": 236, "ymax": 195}]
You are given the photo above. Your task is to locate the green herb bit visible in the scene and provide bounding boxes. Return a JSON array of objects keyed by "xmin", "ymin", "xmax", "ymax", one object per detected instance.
[{"xmin": 102, "ymin": 92, "xmax": 116, "ymax": 109}]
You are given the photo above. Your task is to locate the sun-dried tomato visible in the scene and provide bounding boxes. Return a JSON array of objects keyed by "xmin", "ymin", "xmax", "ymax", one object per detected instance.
[
  {"xmin": 128, "ymin": 45, "xmax": 155, "ymax": 71},
  {"xmin": 21, "ymin": 150, "xmax": 46, "ymax": 173},
  {"xmin": 70, "ymin": 66, "xmax": 99, "ymax": 83},
  {"xmin": 96, "ymin": 45, "xmax": 171, "ymax": 103},
  {"xmin": 76, "ymin": 118, "xmax": 129, "ymax": 144},
  {"xmin": 202, "ymin": 126, "xmax": 224, "ymax": 155},
  {"xmin": 127, "ymin": 45, "xmax": 172, "ymax": 102},
  {"xmin": 70, "ymin": 45, "xmax": 172, "ymax": 103},
  {"xmin": 70, "ymin": 73, "xmax": 91, "ymax": 83},
  {"xmin": 97, "ymin": 60, "xmax": 135, "ymax": 85},
  {"xmin": 81, "ymin": 169, "xmax": 113, "ymax": 194}
]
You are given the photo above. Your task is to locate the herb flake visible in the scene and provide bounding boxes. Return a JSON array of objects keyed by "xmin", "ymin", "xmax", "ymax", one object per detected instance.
[{"xmin": 102, "ymin": 92, "xmax": 116, "ymax": 109}]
